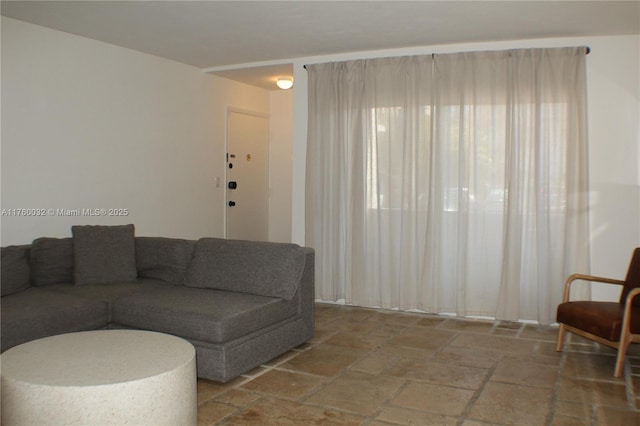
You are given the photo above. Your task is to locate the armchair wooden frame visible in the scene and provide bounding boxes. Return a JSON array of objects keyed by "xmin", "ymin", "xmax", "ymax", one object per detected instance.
[{"xmin": 555, "ymin": 273, "xmax": 640, "ymax": 378}]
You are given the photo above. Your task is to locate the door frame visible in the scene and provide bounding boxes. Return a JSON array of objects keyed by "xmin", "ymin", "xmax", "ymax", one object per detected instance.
[{"xmin": 224, "ymin": 105, "xmax": 271, "ymax": 239}]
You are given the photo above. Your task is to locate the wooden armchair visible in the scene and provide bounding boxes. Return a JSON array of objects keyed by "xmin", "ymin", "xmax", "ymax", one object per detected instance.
[{"xmin": 556, "ymin": 247, "xmax": 640, "ymax": 377}]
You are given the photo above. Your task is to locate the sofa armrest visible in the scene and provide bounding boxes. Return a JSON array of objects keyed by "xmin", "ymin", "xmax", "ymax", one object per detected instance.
[{"xmin": 299, "ymin": 248, "xmax": 315, "ymax": 331}]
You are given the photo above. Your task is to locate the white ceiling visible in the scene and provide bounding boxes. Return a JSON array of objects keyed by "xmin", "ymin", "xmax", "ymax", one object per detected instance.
[{"xmin": 2, "ymin": 1, "xmax": 639, "ymax": 90}]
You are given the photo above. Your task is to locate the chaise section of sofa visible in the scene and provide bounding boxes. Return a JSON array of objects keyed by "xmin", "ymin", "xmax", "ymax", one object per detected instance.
[
  {"xmin": 194, "ymin": 246, "xmax": 316, "ymax": 382},
  {"xmin": 111, "ymin": 238, "xmax": 315, "ymax": 382},
  {"xmin": 0, "ymin": 226, "xmax": 315, "ymax": 382}
]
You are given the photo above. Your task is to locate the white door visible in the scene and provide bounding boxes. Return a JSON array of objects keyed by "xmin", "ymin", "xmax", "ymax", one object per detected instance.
[{"xmin": 226, "ymin": 111, "xmax": 270, "ymax": 241}]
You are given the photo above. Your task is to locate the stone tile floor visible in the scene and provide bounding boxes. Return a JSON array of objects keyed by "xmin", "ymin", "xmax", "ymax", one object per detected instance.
[{"xmin": 197, "ymin": 303, "xmax": 640, "ymax": 425}]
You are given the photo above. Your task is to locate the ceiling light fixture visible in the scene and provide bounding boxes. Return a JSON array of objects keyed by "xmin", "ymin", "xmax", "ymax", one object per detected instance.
[{"xmin": 276, "ymin": 78, "xmax": 293, "ymax": 90}]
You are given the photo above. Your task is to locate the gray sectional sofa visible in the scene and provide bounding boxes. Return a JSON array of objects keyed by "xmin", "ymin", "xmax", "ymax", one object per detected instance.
[{"xmin": 1, "ymin": 224, "xmax": 314, "ymax": 382}]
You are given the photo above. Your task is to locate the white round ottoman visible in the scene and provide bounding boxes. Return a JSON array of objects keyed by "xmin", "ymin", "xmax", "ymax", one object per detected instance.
[{"xmin": 1, "ymin": 330, "xmax": 197, "ymax": 425}]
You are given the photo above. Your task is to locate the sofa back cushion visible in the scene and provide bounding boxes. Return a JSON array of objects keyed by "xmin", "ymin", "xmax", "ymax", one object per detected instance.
[
  {"xmin": 185, "ymin": 238, "xmax": 306, "ymax": 300},
  {"xmin": 30, "ymin": 237, "xmax": 74, "ymax": 286},
  {"xmin": 1, "ymin": 245, "xmax": 31, "ymax": 296},
  {"xmin": 72, "ymin": 224, "xmax": 137, "ymax": 285},
  {"xmin": 136, "ymin": 237, "xmax": 195, "ymax": 285}
]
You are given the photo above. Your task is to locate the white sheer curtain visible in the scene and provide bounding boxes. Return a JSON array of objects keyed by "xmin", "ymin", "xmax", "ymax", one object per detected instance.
[{"xmin": 306, "ymin": 47, "xmax": 590, "ymax": 324}]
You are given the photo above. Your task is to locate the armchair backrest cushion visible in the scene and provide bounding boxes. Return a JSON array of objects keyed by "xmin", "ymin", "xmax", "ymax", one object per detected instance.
[{"xmin": 619, "ymin": 247, "xmax": 640, "ymax": 306}]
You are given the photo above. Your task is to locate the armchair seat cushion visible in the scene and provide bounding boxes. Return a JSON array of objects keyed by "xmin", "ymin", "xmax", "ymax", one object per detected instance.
[{"xmin": 557, "ymin": 301, "xmax": 640, "ymax": 342}]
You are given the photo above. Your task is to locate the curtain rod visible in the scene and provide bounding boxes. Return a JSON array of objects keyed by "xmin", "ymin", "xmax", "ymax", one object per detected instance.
[{"xmin": 303, "ymin": 46, "xmax": 590, "ymax": 68}]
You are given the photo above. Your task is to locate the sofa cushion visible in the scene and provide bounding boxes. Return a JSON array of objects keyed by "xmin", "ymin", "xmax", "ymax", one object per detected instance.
[
  {"xmin": 112, "ymin": 286, "xmax": 299, "ymax": 343},
  {"xmin": 136, "ymin": 237, "xmax": 195, "ymax": 285},
  {"xmin": 0, "ymin": 288, "xmax": 109, "ymax": 351},
  {"xmin": 1, "ymin": 245, "xmax": 31, "ymax": 296},
  {"xmin": 45, "ymin": 278, "xmax": 172, "ymax": 307},
  {"xmin": 72, "ymin": 224, "xmax": 137, "ymax": 285},
  {"xmin": 30, "ymin": 237, "xmax": 74, "ymax": 286},
  {"xmin": 185, "ymin": 238, "xmax": 306, "ymax": 300}
]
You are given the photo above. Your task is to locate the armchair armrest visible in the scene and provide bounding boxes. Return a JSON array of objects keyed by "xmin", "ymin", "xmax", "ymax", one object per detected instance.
[
  {"xmin": 562, "ymin": 273, "xmax": 625, "ymax": 302},
  {"xmin": 620, "ymin": 287, "xmax": 640, "ymax": 346},
  {"xmin": 624, "ymin": 287, "xmax": 640, "ymax": 306}
]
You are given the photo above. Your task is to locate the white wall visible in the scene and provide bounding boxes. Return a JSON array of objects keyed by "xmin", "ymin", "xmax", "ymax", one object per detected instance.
[
  {"xmin": 268, "ymin": 90, "xmax": 293, "ymax": 243},
  {"xmin": 1, "ymin": 17, "xmax": 269, "ymax": 245},
  {"xmin": 4, "ymin": 17, "xmax": 637, "ymax": 303},
  {"xmin": 291, "ymin": 35, "xmax": 640, "ymax": 300},
  {"xmin": 585, "ymin": 35, "xmax": 640, "ymax": 300}
]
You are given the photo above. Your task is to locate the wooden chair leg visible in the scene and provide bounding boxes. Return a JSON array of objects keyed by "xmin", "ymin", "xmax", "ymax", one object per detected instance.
[
  {"xmin": 556, "ymin": 324, "xmax": 567, "ymax": 352},
  {"xmin": 614, "ymin": 331, "xmax": 631, "ymax": 378}
]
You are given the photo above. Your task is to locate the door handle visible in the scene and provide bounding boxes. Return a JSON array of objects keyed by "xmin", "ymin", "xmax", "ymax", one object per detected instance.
[
  {"xmin": 228, "ymin": 181, "xmax": 238, "ymax": 189},
  {"xmin": 228, "ymin": 201, "xmax": 236, "ymax": 207}
]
